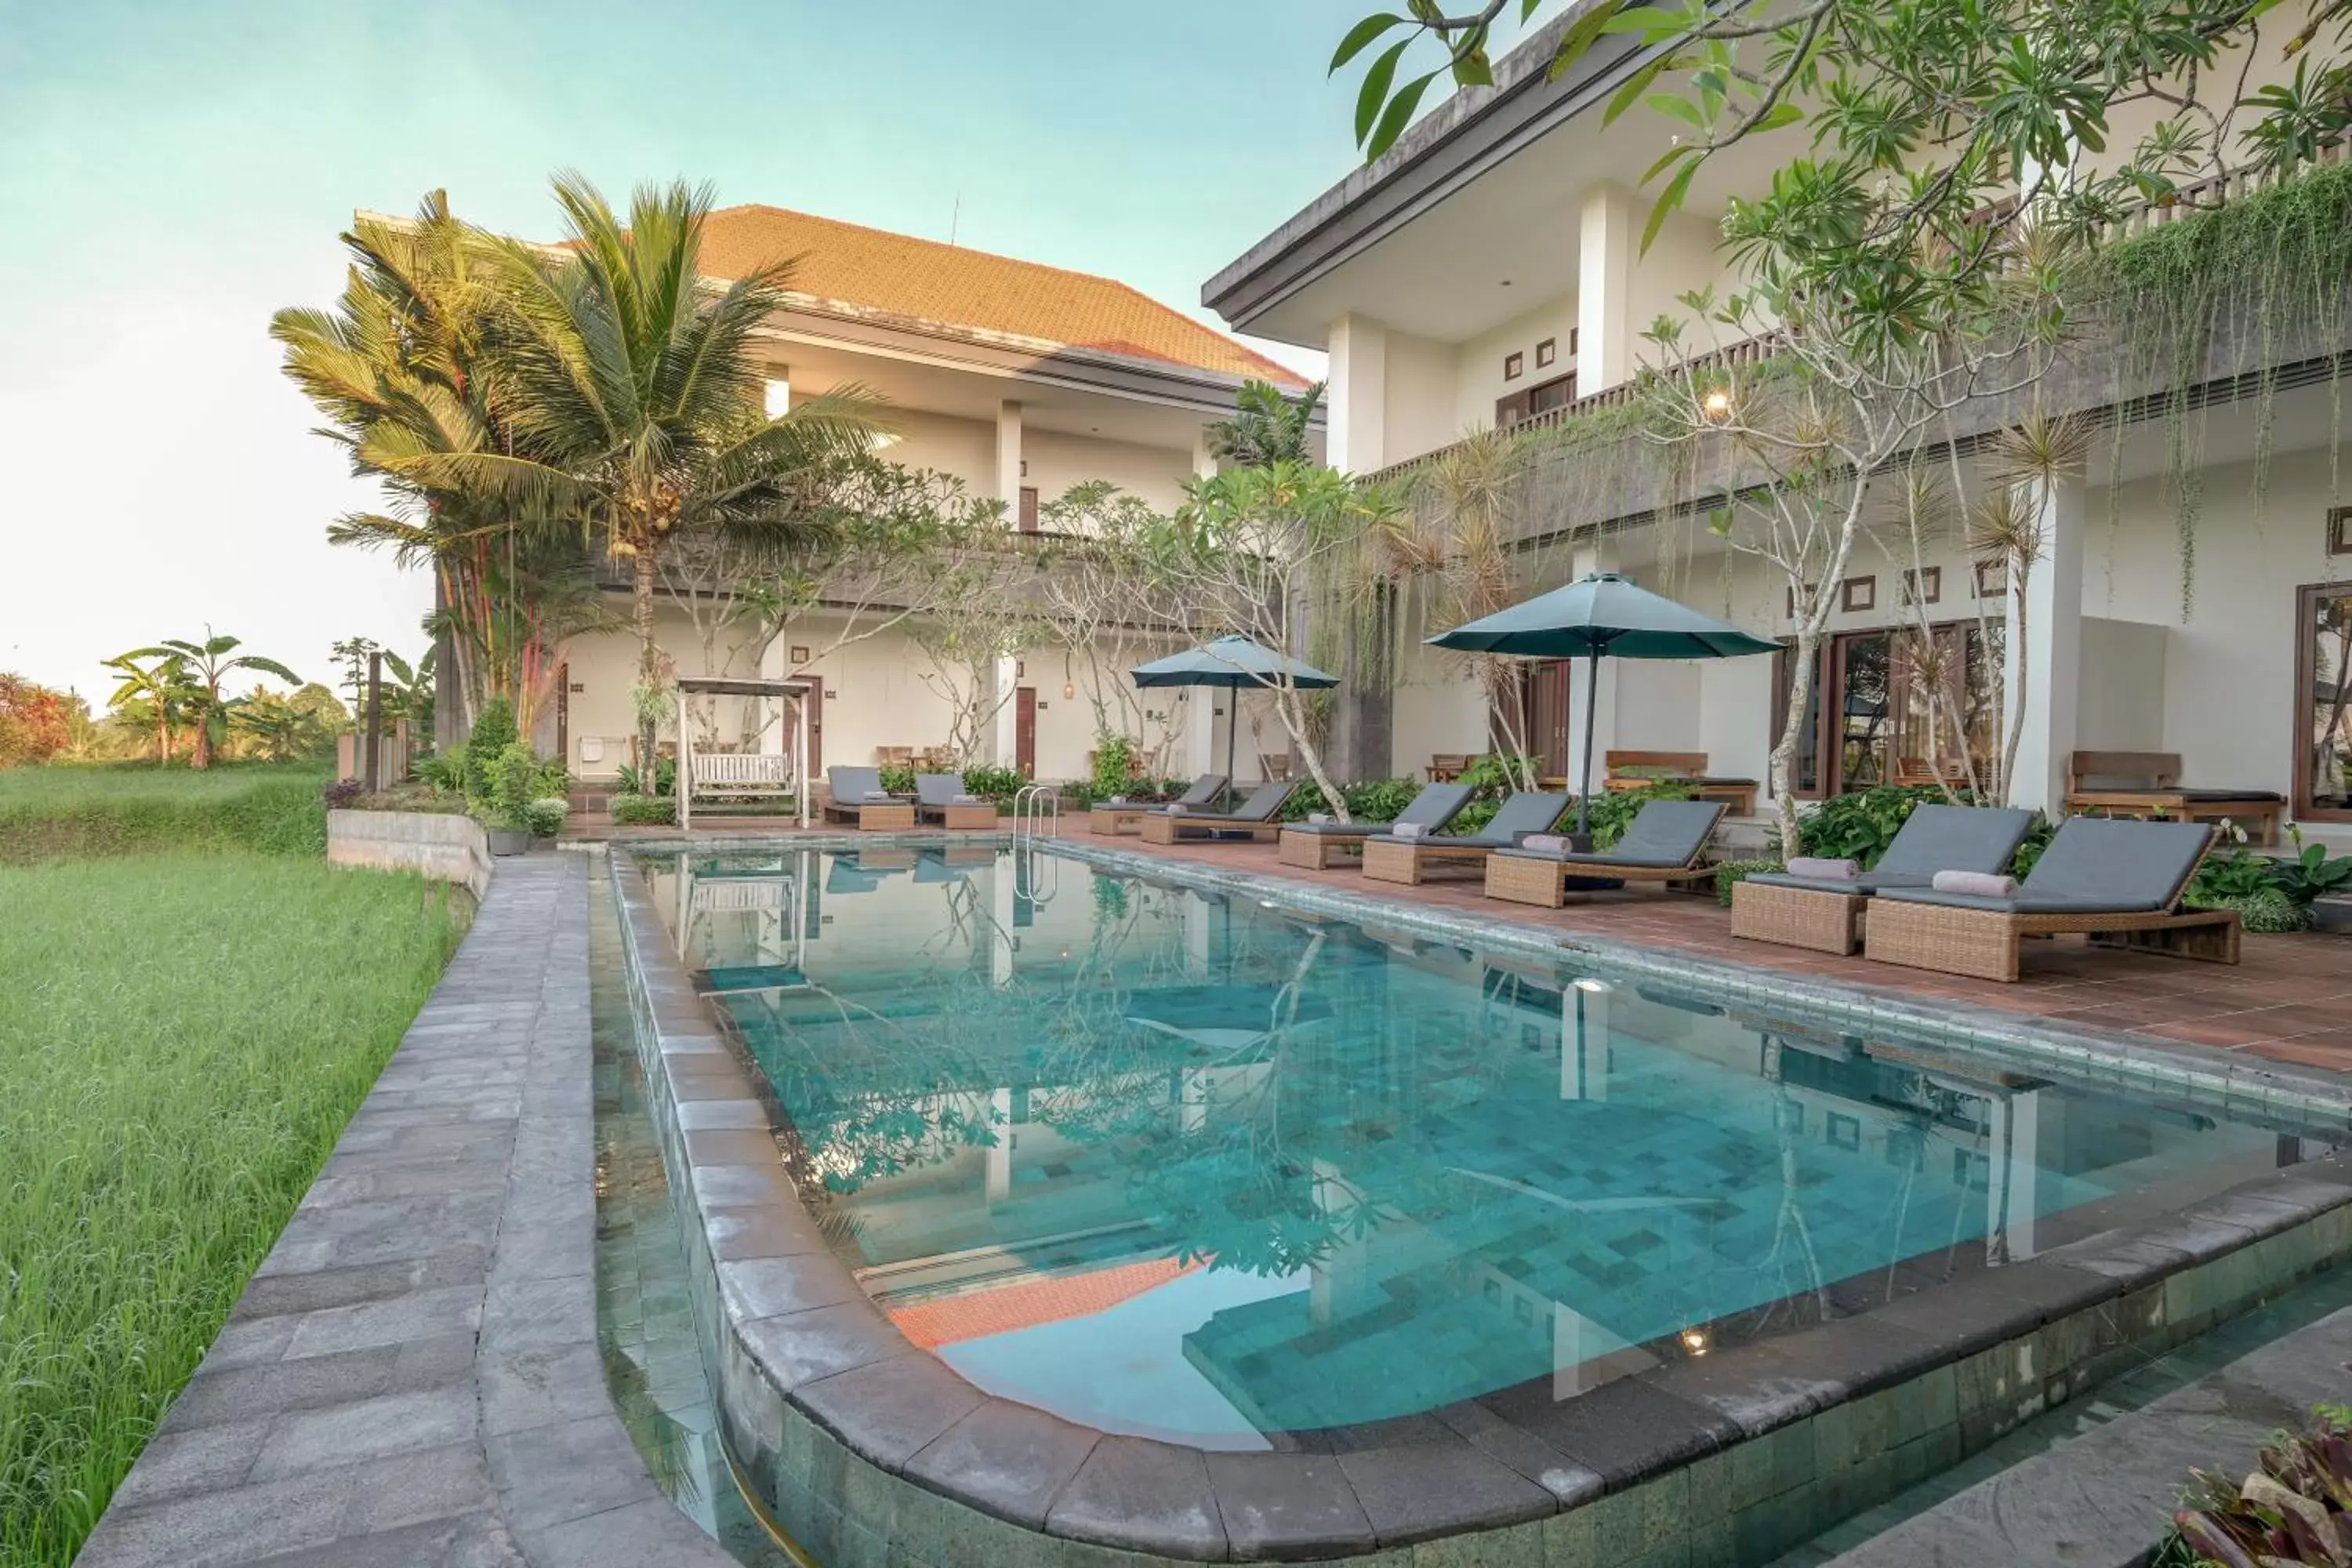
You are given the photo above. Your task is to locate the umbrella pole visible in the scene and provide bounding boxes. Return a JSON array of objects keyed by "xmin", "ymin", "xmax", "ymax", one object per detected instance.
[
  {"xmin": 1223, "ymin": 691, "xmax": 1236, "ymax": 809},
  {"xmin": 1576, "ymin": 648, "xmax": 1601, "ymax": 841}
]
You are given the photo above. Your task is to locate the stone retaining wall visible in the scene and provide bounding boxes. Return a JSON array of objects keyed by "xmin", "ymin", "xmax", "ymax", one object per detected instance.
[{"xmin": 328, "ymin": 808, "xmax": 490, "ymax": 899}]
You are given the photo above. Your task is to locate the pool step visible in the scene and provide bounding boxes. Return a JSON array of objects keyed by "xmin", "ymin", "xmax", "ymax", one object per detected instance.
[{"xmin": 1814, "ymin": 1295, "xmax": 2352, "ymax": 1568}]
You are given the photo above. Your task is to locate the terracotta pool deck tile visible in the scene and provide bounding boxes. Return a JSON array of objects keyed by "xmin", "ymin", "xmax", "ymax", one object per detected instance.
[
  {"xmin": 2140, "ymin": 1017, "xmax": 2307, "ymax": 1048},
  {"xmin": 2236, "ymin": 1033, "xmax": 2352, "ymax": 1071}
]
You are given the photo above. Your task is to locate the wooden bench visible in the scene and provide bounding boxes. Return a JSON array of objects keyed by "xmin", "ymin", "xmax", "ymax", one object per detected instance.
[
  {"xmin": 2063, "ymin": 750, "xmax": 2281, "ymax": 847},
  {"xmin": 688, "ymin": 750, "xmax": 792, "ymax": 799},
  {"xmin": 1603, "ymin": 750, "xmax": 1759, "ymax": 817},
  {"xmin": 1428, "ymin": 753, "xmax": 1471, "ymax": 782}
]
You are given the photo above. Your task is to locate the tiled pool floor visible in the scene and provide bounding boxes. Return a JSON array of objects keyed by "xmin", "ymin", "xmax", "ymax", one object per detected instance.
[{"xmin": 591, "ymin": 872, "xmax": 797, "ymax": 1568}]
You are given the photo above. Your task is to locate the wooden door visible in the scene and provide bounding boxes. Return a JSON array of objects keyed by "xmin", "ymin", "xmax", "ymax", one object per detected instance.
[
  {"xmin": 1014, "ymin": 687, "xmax": 1037, "ymax": 778},
  {"xmin": 803, "ymin": 682, "xmax": 823, "ymax": 775},
  {"xmin": 1018, "ymin": 487, "xmax": 1040, "ymax": 532},
  {"xmin": 1530, "ymin": 661, "xmax": 1572, "ymax": 784},
  {"xmin": 554, "ymin": 664, "xmax": 569, "ymax": 769}
]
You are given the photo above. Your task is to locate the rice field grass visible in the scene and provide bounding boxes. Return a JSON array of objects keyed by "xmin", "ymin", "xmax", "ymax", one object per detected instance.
[
  {"xmin": 0, "ymin": 851, "xmax": 466, "ymax": 1567},
  {"xmin": 0, "ymin": 763, "xmax": 332, "ymax": 864}
]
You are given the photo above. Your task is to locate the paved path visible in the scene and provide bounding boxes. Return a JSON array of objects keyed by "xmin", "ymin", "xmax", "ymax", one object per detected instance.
[{"xmin": 76, "ymin": 855, "xmax": 735, "ymax": 1568}]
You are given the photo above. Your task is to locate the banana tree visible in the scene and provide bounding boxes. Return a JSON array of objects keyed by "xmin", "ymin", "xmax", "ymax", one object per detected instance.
[
  {"xmin": 120, "ymin": 632, "xmax": 300, "ymax": 768},
  {"xmin": 100, "ymin": 652, "xmax": 197, "ymax": 765}
]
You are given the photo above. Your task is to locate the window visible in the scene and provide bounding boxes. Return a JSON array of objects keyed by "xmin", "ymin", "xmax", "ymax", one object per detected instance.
[
  {"xmin": 1974, "ymin": 559, "xmax": 2007, "ymax": 597},
  {"xmin": 2296, "ymin": 582, "xmax": 2352, "ymax": 819},
  {"xmin": 1840, "ymin": 575, "xmax": 1878, "ymax": 613},
  {"xmin": 1504, "ymin": 351, "xmax": 1525, "ymax": 381},
  {"xmin": 2329, "ymin": 506, "xmax": 2352, "ymax": 556},
  {"xmin": 1494, "ymin": 372, "xmax": 1574, "ymax": 429},
  {"xmin": 1774, "ymin": 621, "xmax": 2000, "ymax": 800},
  {"xmin": 1535, "ymin": 337, "xmax": 1556, "ymax": 368},
  {"xmin": 1902, "ymin": 567, "xmax": 1942, "ymax": 606},
  {"xmin": 1018, "ymin": 486, "xmax": 1039, "ymax": 532}
]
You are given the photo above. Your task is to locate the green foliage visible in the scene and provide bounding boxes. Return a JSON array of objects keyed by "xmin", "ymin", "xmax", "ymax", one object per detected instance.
[
  {"xmin": 1584, "ymin": 782, "xmax": 1697, "ymax": 850},
  {"xmin": 2273, "ymin": 833, "xmax": 2352, "ymax": 905},
  {"xmin": 0, "ymin": 852, "xmax": 464, "ymax": 1564},
  {"xmin": 2171, "ymin": 1406, "xmax": 2352, "ymax": 1566},
  {"xmin": 482, "ymin": 742, "xmax": 566, "ymax": 832},
  {"xmin": 609, "ymin": 793, "xmax": 677, "ymax": 826},
  {"xmin": 522, "ymin": 797, "xmax": 569, "ymax": 838},
  {"xmin": 0, "ymin": 764, "xmax": 332, "ymax": 864},
  {"xmin": 1091, "ymin": 734, "xmax": 1138, "ymax": 797},
  {"xmin": 1798, "ymin": 785, "xmax": 1955, "ymax": 865},
  {"xmin": 878, "ymin": 764, "xmax": 917, "ymax": 796},
  {"xmin": 613, "ymin": 757, "xmax": 677, "ymax": 798},
  {"xmin": 2198, "ymin": 886, "xmax": 2311, "ymax": 934},
  {"xmin": 417, "ymin": 752, "xmax": 467, "ymax": 795},
  {"xmin": 1715, "ymin": 858, "xmax": 1784, "ymax": 906},
  {"xmin": 463, "ymin": 697, "xmax": 517, "ymax": 800},
  {"xmin": 1279, "ymin": 776, "xmax": 1419, "ymax": 823},
  {"xmin": 1203, "ymin": 380, "xmax": 1327, "ymax": 468},
  {"xmin": 2192, "ymin": 847, "xmax": 2288, "ymax": 904},
  {"xmin": 1456, "ymin": 753, "xmax": 1537, "ymax": 795},
  {"xmin": 960, "ymin": 765, "xmax": 1026, "ymax": 803}
]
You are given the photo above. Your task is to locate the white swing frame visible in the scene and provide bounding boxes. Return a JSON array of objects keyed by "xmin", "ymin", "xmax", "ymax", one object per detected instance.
[{"xmin": 674, "ymin": 676, "xmax": 815, "ymax": 833}]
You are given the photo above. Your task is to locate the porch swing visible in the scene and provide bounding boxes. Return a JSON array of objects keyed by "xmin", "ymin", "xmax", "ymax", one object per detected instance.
[{"xmin": 673, "ymin": 676, "xmax": 816, "ymax": 832}]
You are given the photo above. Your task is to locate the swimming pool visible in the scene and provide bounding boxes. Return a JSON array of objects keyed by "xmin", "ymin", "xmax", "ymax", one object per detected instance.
[{"xmin": 638, "ymin": 842, "xmax": 2335, "ymax": 1454}]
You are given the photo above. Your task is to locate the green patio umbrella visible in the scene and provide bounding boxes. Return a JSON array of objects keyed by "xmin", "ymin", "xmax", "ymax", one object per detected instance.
[
  {"xmin": 1428, "ymin": 572, "xmax": 1777, "ymax": 840},
  {"xmin": 1131, "ymin": 636, "xmax": 1339, "ymax": 798}
]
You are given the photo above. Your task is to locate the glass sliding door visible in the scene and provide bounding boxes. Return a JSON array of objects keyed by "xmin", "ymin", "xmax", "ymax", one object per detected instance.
[
  {"xmin": 2298, "ymin": 583, "xmax": 2352, "ymax": 818},
  {"xmin": 1836, "ymin": 632, "xmax": 1893, "ymax": 789}
]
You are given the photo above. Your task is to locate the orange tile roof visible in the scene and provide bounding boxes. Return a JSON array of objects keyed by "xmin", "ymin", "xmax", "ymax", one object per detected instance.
[
  {"xmin": 887, "ymin": 1257, "xmax": 1205, "ymax": 1349},
  {"xmin": 695, "ymin": 205, "xmax": 1308, "ymax": 388}
]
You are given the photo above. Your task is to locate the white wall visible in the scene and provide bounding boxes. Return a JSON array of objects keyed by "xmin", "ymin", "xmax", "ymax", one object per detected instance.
[
  {"xmin": 1452, "ymin": 293, "xmax": 1579, "ymax": 437},
  {"xmin": 1384, "ymin": 328, "xmax": 1465, "ymax": 468},
  {"xmin": 2076, "ymin": 617, "xmax": 2170, "ymax": 751},
  {"xmin": 1022, "ymin": 427, "xmax": 1195, "ymax": 515},
  {"xmin": 1388, "ymin": 637, "xmax": 1490, "ymax": 777}
]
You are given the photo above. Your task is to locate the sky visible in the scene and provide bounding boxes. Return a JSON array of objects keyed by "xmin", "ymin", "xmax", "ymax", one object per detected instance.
[{"xmin": 0, "ymin": 0, "xmax": 1403, "ymax": 702}]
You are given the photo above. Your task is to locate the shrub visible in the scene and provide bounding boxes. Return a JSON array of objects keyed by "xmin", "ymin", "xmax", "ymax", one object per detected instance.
[
  {"xmin": 609, "ymin": 793, "xmax": 677, "ymax": 826},
  {"xmin": 416, "ymin": 752, "xmax": 466, "ymax": 795},
  {"xmin": 1092, "ymin": 735, "xmax": 1137, "ymax": 796},
  {"xmin": 1715, "ymin": 858, "xmax": 1783, "ymax": 906},
  {"xmin": 1798, "ymin": 784, "xmax": 1954, "ymax": 864},
  {"xmin": 482, "ymin": 742, "xmax": 566, "ymax": 832},
  {"xmin": 614, "ymin": 757, "xmax": 677, "ymax": 798},
  {"xmin": 463, "ymin": 697, "xmax": 517, "ymax": 800},
  {"xmin": 1585, "ymin": 782, "xmax": 1697, "ymax": 850},
  {"xmin": 2169, "ymin": 1406, "xmax": 2352, "ymax": 1566},
  {"xmin": 2198, "ymin": 887, "xmax": 2310, "ymax": 933},
  {"xmin": 321, "ymin": 778, "xmax": 368, "ymax": 811},
  {"xmin": 879, "ymin": 764, "xmax": 917, "ymax": 796},
  {"xmin": 523, "ymin": 797, "xmax": 568, "ymax": 838},
  {"xmin": 960, "ymin": 764, "xmax": 1026, "ymax": 802}
]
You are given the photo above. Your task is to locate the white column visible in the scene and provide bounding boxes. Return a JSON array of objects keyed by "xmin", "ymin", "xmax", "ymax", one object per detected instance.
[
  {"xmin": 1561, "ymin": 985, "xmax": 1610, "ymax": 1102},
  {"xmin": 2003, "ymin": 476, "xmax": 2083, "ymax": 811},
  {"xmin": 994, "ymin": 401, "xmax": 1024, "ymax": 766},
  {"xmin": 1987, "ymin": 1087, "xmax": 2043, "ymax": 1263},
  {"xmin": 985, "ymin": 1087, "xmax": 1014, "ymax": 1202},
  {"xmin": 1577, "ymin": 183, "xmax": 1636, "ymax": 394},
  {"xmin": 1327, "ymin": 314, "xmax": 1388, "ymax": 474},
  {"xmin": 763, "ymin": 372, "xmax": 791, "ymax": 419},
  {"xmin": 1181, "ymin": 690, "xmax": 1218, "ymax": 780}
]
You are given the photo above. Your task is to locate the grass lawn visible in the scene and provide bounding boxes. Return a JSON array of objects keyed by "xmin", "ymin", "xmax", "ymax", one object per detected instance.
[
  {"xmin": 0, "ymin": 763, "xmax": 332, "ymax": 864},
  {"xmin": 0, "ymin": 851, "xmax": 467, "ymax": 1567}
]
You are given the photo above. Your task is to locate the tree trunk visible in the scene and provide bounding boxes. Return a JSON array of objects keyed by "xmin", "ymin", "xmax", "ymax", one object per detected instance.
[
  {"xmin": 156, "ymin": 708, "xmax": 170, "ymax": 767},
  {"xmin": 1998, "ymin": 564, "xmax": 2031, "ymax": 808},
  {"xmin": 633, "ymin": 548, "xmax": 659, "ymax": 771},
  {"xmin": 1770, "ymin": 630, "xmax": 1817, "ymax": 858},
  {"xmin": 191, "ymin": 690, "xmax": 214, "ymax": 770},
  {"xmin": 1276, "ymin": 683, "xmax": 1350, "ymax": 823}
]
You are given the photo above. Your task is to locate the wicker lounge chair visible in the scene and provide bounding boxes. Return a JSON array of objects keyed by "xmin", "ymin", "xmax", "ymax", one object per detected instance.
[
  {"xmin": 1864, "ymin": 816, "xmax": 2236, "ymax": 981},
  {"xmin": 1138, "ymin": 781, "xmax": 1298, "ymax": 844},
  {"xmin": 2063, "ymin": 750, "xmax": 2281, "ymax": 847},
  {"xmin": 822, "ymin": 766, "xmax": 916, "ymax": 832},
  {"xmin": 1485, "ymin": 799, "xmax": 1726, "ymax": 908},
  {"xmin": 1730, "ymin": 804, "xmax": 2037, "ymax": 955},
  {"xmin": 1089, "ymin": 775, "xmax": 1225, "ymax": 836},
  {"xmin": 1278, "ymin": 782, "xmax": 1477, "ymax": 869},
  {"xmin": 1360, "ymin": 792, "xmax": 1571, "ymax": 885},
  {"xmin": 914, "ymin": 773, "xmax": 996, "ymax": 830}
]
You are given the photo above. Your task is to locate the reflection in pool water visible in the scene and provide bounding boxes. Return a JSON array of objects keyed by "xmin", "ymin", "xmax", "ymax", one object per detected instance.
[{"xmin": 643, "ymin": 845, "xmax": 2321, "ymax": 1448}]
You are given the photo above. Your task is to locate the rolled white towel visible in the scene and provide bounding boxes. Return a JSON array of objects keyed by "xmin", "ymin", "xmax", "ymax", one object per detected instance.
[
  {"xmin": 1107, "ymin": 796, "xmax": 1129, "ymax": 806},
  {"xmin": 1933, "ymin": 869, "xmax": 2020, "ymax": 897},
  {"xmin": 953, "ymin": 793, "xmax": 985, "ymax": 804},
  {"xmin": 1307, "ymin": 811, "xmax": 1330, "ymax": 824},
  {"xmin": 1787, "ymin": 855, "xmax": 1860, "ymax": 880},
  {"xmin": 1164, "ymin": 803, "xmax": 1186, "ymax": 815},
  {"xmin": 1519, "ymin": 833, "xmax": 1569, "ymax": 854},
  {"xmin": 1390, "ymin": 821, "xmax": 1428, "ymax": 840},
  {"xmin": 862, "ymin": 790, "xmax": 898, "ymax": 804}
]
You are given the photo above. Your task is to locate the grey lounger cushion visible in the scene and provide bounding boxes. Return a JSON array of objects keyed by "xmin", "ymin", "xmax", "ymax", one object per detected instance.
[
  {"xmin": 1174, "ymin": 774, "xmax": 1229, "ymax": 808},
  {"xmin": 1749, "ymin": 804, "xmax": 2036, "ymax": 895},
  {"xmin": 1178, "ymin": 781, "xmax": 1294, "ymax": 824},
  {"xmin": 1504, "ymin": 799, "xmax": 1726, "ymax": 869},
  {"xmin": 914, "ymin": 773, "xmax": 963, "ymax": 808},
  {"xmin": 1287, "ymin": 782, "xmax": 1475, "ymax": 837},
  {"xmin": 829, "ymin": 766, "xmax": 908, "ymax": 804},
  {"xmin": 1464, "ymin": 791, "xmax": 1572, "ymax": 846},
  {"xmin": 1877, "ymin": 815, "xmax": 2212, "ymax": 916}
]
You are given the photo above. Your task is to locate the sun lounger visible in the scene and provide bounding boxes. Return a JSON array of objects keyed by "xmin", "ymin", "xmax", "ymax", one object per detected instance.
[
  {"xmin": 1138, "ymin": 781, "xmax": 1298, "ymax": 844},
  {"xmin": 1730, "ymin": 804, "xmax": 2037, "ymax": 955},
  {"xmin": 822, "ymin": 766, "xmax": 915, "ymax": 831},
  {"xmin": 1485, "ymin": 799, "xmax": 1726, "ymax": 908},
  {"xmin": 1361, "ymin": 792, "xmax": 1570, "ymax": 886},
  {"xmin": 2064, "ymin": 750, "xmax": 2281, "ymax": 847},
  {"xmin": 914, "ymin": 773, "xmax": 996, "ymax": 830},
  {"xmin": 1089, "ymin": 775, "xmax": 1226, "ymax": 836},
  {"xmin": 1864, "ymin": 816, "xmax": 2236, "ymax": 981},
  {"xmin": 1278, "ymin": 782, "xmax": 1476, "ymax": 869}
]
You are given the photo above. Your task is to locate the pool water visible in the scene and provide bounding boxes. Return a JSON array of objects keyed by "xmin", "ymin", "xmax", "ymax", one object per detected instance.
[{"xmin": 642, "ymin": 844, "xmax": 2323, "ymax": 1450}]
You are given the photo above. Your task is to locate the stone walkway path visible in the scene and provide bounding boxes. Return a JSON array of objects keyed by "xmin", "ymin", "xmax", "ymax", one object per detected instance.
[{"xmin": 76, "ymin": 855, "xmax": 737, "ymax": 1568}]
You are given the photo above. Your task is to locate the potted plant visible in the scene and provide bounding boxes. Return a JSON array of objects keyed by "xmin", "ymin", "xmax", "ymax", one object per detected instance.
[{"xmin": 482, "ymin": 741, "xmax": 567, "ymax": 855}]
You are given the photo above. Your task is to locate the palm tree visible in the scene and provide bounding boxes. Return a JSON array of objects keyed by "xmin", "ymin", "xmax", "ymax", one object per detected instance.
[
  {"xmin": 101, "ymin": 652, "xmax": 196, "ymax": 765},
  {"xmin": 1203, "ymin": 379, "xmax": 1326, "ymax": 468},
  {"xmin": 430, "ymin": 172, "xmax": 877, "ymax": 767},
  {"xmin": 119, "ymin": 631, "xmax": 300, "ymax": 769}
]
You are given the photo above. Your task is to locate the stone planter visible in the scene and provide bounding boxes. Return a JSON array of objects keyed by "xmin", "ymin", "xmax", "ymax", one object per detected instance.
[{"xmin": 487, "ymin": 827, "xmax": 534, "ymax": 857}]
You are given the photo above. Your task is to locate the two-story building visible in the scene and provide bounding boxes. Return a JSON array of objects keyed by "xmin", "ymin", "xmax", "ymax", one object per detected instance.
[
  {"xmin": 1205, "ymin": 11, "xmax": 2352, "ymax": 845},
  {"xmin": 554, "ymin": 205, "xmax": 1319, "ymax": 784}
]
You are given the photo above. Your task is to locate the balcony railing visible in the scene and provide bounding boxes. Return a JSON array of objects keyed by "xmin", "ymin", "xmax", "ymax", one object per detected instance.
[{"xmin": 1360, "ymin": 143, "xmax": 2347, "ymax": 489}]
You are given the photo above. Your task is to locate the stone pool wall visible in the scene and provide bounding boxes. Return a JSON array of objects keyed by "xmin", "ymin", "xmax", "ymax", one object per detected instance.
[
  {"xmin": 608, "ymin": 840, "xmax": 2352, "ymax": 1566},
  {"xmin": 328, "ymin": 807, "xmax": 491, "ymax": 899}
]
